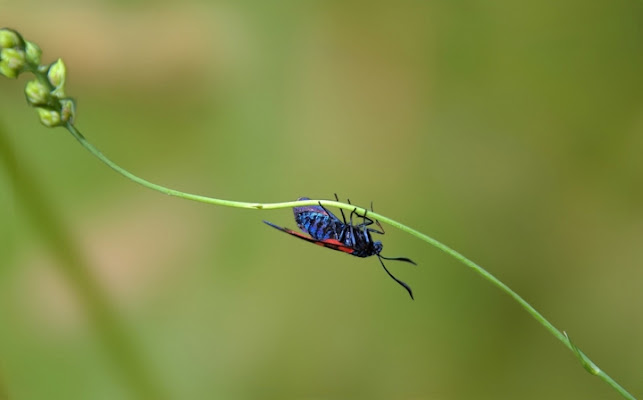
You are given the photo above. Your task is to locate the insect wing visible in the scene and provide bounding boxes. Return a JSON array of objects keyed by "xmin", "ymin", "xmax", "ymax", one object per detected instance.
[
  {"xmin": 293, "ymin": 197, "xmax": 343, "ymax": 224},
  {"xmin": 263, "ymin": 220, "xmax": 355, "ymax": 254},
  {"xmin": 314, "ymin": 238, "xmax": 355, "ymax": 254}
]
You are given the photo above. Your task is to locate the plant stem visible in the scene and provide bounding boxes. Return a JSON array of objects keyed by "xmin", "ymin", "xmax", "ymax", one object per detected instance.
[
  {"xmin": 0, "ymin": 126, "xmax": 168, "ymax": 400},
  {"xmin": 65, "ymin": 122, "xmax": 637, "ymax": 400},
  {"xmin": 0, "ymin": 368, "xmax": 7, "ymax": 400}
]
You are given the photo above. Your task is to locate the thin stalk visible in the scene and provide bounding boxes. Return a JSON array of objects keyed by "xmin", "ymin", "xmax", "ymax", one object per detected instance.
[
  {"xmin": 65, "ymin": 121, "xmax": 636, "ymax": 400},
  {"xmin": 0, "ymin": 367, "xmax": 7, "ymax": 400}
]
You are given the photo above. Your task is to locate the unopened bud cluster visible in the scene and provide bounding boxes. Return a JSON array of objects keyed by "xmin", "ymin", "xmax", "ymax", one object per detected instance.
[{"xmin": 1, "ymin": 28, "xmax": 75, "ymax": 127}]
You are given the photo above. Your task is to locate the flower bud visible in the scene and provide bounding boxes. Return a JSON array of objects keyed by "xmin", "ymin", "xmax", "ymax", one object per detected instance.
[
  {"xmin": 25, "ymin": 41, "xmax": 42, "ymax": 66},
  {"xmin": 47, "ymin": 58, "xmax": 66, "ymax": 88},
  {"xmin": 25, "ymin": 79, "xmax": 50, "ymax": 106},
  {"xmin": 36, "ymin": 107, "xmax": 62, "ymax": 127},
  {"xmin": 0, "ymin": 59, "xmax": 18, "ymax": 78},
  {"xmin": 51, "ymin": 86, "xmax": 66, "ymax": 99},
  {"xmin": 60, "ymin": 99, "xmax": 76, "ymax": 123},
  {"xmin": 0, "ymin": 29, "xmax": 20, "ymax": 49},
  {"xmin": 0, "ymin": 48, "xmax": 26, "ymax": 77}
]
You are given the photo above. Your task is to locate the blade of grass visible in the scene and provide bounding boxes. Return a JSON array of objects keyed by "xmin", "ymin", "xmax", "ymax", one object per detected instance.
[
  {"xmin": 0, "ymin": 125, "xmax": 168, "ymax": 400},
  {"xmin": 0, "ymin": 366, "xmax": 8, "ymax": 400}
]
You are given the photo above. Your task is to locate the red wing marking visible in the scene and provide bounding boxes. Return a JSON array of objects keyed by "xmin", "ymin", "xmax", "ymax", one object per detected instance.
[
  {"xmin": 263, "ymin": 220, "xmax": 355, "ymax": 255},
  {"xmin": 312, "ymin": 238, "xmax": 355, "ymax": 254}
]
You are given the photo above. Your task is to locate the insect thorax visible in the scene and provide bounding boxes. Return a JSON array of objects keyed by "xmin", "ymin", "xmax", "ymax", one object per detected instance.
[{"xmin": 342, "ymin": 228, "xmax": 382, "ymax": 258}]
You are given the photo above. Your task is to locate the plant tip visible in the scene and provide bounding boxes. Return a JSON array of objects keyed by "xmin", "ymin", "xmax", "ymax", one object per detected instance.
[{"xmin": 47, "ymin": 58, "xmax": 66, "ymax": 89}]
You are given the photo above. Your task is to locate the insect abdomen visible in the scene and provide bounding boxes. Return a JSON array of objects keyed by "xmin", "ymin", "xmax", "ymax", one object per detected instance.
[{"xmin": 296, "ymin": 212, "xmax": 342, "ymax": 241}]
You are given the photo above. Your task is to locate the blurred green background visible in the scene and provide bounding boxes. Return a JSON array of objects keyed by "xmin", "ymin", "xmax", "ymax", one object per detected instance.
[{"xmin": 1, "ymin": 1, "xmax": 642, "ymax": 399}]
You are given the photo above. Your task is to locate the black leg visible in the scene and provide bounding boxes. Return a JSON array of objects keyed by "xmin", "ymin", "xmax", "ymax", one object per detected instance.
[
  {"xmin": 333, "ymin": 193, "xmax": 348, "ymax": 225},
  {"xmin": 362, "ymin": 208, "xmax": 385, "ymax": 235}
]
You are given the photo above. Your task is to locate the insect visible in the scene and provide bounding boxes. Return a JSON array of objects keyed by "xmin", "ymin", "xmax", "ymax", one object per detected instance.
[{"xmin": 263, "ymin": 195, "xmax": 416, "ymax": 299}]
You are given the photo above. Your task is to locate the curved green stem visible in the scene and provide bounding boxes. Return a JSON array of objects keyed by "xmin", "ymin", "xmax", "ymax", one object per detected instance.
[
  {"xmin": 4, "ymin": 25, "xmax": 633, "ymax": 400},
  {"xmin": 0, "ymin": 366, "xmax": 7, "ymax": 400},
  {"xmin": 65, "ymin": 122, "xmax": 636, "ymax": 400}
]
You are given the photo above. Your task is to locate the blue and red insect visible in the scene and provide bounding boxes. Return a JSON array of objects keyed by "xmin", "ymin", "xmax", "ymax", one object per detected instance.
[{"xmin": 263, "ymin": 195, "xmax": 416, "ymax": 299}]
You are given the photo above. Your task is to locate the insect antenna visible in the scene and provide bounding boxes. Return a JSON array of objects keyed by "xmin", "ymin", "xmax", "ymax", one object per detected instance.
[
  {"xmin": 377, "ymin": 255, "xmax": 414, "ymax": 300},
  {"xmin": 379, "ymin": 255, "xmax": 417, "ymax": 265}
]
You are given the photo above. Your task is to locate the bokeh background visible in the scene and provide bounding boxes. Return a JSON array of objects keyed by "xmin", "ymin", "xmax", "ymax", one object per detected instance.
[{"xmin": 1, "ymin": 1, "xmax": 642, "ymax": 399}]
